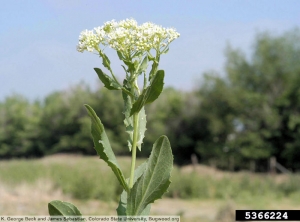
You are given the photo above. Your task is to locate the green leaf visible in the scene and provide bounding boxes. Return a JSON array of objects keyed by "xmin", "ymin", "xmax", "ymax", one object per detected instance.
[
  {"xmin": 123, "ymin": 60, "xmax": 135, "ymax": 74},
  {"xmin": 48, "ymin": 200, "xmax": 81, "ymax": 216},
  {"xmin": 122, "ymin": 81, "xmax": 133, "ymax": 150},
  {"xmin": 84, "ymin": 104, "xmax": 129, "ymax": 192},
  {"xmin": 102, "ymin": 53, "xmax": 111, "ymax": 70},
  {"xmin": 147, "ymin": 52, "xmax": 155, "ymax": 61},
  {"xmin": 117, "ymin": 191, "xmax": 151, "ymax": 216},
  {"xmin": 127, "ymin": 136, "xmax": 173, "ymax": 215},
  {"xmin": 140, "ymin": 203, "xmax": 151, "ymax": 215},
  {"xmin": 94, "ymin": 68, "xmax": 121, "ymax": 90},
  {"xmin": 148, "ymin": 56, "xmax": 160, "ymax": 81},
  {"xmin": 122, "ymin": 82, "xmax": 147, "ymax": 151},
  {"xmin": 130, "ymin": 70, "xmax": 164, "ymax": 116},
  {"xmin": 117, "ymin": 51, "xmax": 125, "ymax": 60},
  {"xmin": 124, "ymin": 108, "xmax": 147, "ymax": 151},
  {"xmin": 136, "ymin": 108, "xmax": 147, "ymax": 151},
  {"xmin": 117, "ymin": 162, "xmax": 151, "ymax": 216},
  {"xmin": 116, "ymin": 189, "xmax": 127, "ymax": 216},
  {"xmin": 137, "ymin": 56, "xmax": 148, "ymax": 75}
]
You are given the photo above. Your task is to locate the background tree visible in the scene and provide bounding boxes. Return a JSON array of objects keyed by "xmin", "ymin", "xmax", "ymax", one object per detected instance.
[
  {"xmin": 195, "ymin": 74, "xmax": 238, "ymax": 168},
  {"xmin": 0, "ymin": 95, "xmax": 42, "ymax": 158},
  {"xmin": 195, "ymin": 29, "xmax": 300, "ymax": 171},
  {"xmin": 37, "ymin": 82, "xmax": 95, "ymax": 155}
]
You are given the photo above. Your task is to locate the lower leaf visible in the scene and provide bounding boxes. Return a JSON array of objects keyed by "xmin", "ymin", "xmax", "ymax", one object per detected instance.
[
  {"xmin": 127, "ymin": 135, "xmax": 173, "ymax": 215},
  {"xmin": 85, "ymin": 104, "xmax": 129, "ymax": 192},
  {"xmin": 117, "ymin": 161, "xmax": 151, "ymax": 216},
  {"xmin": 48, "ymin": 200, "xmax": 82, "ymax": 216},
  {"xmin": 117, "ymin": 191, "xmax": 151, "ymax": 216}
]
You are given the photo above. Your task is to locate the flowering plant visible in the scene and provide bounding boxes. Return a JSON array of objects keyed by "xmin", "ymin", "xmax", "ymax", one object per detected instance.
[{"xmin": 48, "ymin": 18, "xmax": 179, "ymax": 216}]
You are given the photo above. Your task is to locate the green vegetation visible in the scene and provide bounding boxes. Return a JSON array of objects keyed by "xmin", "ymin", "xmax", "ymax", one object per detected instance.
[
  {"xmin": 1, "ymin": 29, "xmax": 300, "ymax": 172},
  {"xmin": 1, "ymin": 156, "xmax": 300, "ymax": 202}
]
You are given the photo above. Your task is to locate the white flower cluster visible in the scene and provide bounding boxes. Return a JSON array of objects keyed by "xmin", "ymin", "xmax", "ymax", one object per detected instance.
[{"xmin": 77, "ymin": 18, "xmax": 180, "ymax": 56}]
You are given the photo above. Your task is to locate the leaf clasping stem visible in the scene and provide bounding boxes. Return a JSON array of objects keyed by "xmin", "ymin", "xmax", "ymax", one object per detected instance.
[{"xmin": 129, "ymin": 112, "xmax": 139, "ymax": 189}]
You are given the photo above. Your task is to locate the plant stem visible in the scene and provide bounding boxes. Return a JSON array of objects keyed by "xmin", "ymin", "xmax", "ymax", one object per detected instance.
[{"xmin": 129, "ymin": 112, "xmax": 139, "ymax": 188}]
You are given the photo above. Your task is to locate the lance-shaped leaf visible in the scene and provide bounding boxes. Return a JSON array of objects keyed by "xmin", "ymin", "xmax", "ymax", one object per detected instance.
[
  {"xmin": 137, "ymin": 55, "xmax": 148, "ymax": 76},
  {"xmin": 130, "ymin": 70, "xmax": 164, "ymax": 116},
  {"xmin": 117, "ymin": 162, "xmax": 151, "ymax": 216},
  {"xmin": 101, "ymin": 52, "xmax": 111, "ymax": 70},
  {"xmin": 136, "ymin": 109, "xmax": 147, "ymax": 151},
  {"xmin": 117, "ymin": 51, "xmax": 125, "ymax": 60},
  {"xmin": 85, "ymin": 104, "xmax": 129, "ymax": 192},
  {"xmin": 122, "ymin": 81, "xmax": 133, "ymax": 150},
  {"xmin": 124, "ymin": 108, "xmax": 147, "ymax": 152},
  {"xmin": 122, "ymin": 81, "xmax": 147, "ymax": 151},
  {"xmin": 148, "ymin": 55, "xmax": 160, "ymax": 81},
  {"xmin": 94, "ymin": 68, "xmax": 121, "ymax": 90},
  {"xmin": 127, "ymin": 136, "xmax": 173, "ymax": 215},
  {"xmin": 48, "ymin": 200, "xmax": 81, "ymax": 216}
]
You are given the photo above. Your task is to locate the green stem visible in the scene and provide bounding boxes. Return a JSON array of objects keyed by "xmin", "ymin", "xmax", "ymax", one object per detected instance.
[
  {"xmin": 129, "ymin": 112, "xmax": 139, "ymax": 188},
  {"xmin": 109, "ymin": 69, "xmax": 121, "ymax": 86}
]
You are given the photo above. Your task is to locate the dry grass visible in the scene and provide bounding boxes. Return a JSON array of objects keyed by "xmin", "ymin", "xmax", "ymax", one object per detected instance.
[
  {"xmin": 0, "ymin": 179, "xmax": 210, "ymax": 219},
  {"xmin": 1, "ymin": 181, "xmax": 299, "ymax": 222}
]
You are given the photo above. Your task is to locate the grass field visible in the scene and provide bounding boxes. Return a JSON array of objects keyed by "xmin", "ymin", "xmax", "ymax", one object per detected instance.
[{"xmin": 0, "ymin": 154, "xmax": 300, "ymax": 222}]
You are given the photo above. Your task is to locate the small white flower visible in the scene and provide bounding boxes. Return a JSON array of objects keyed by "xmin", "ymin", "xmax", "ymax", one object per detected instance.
[{"xmin": 77, "ymin": 18, "xmax": 180, "ymax": 56}]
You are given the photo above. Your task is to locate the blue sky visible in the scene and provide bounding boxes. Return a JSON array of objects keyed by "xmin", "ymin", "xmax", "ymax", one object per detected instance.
[{"xmin": 1, "ymin": 0, "xmax": 299, "ymax": 101}]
